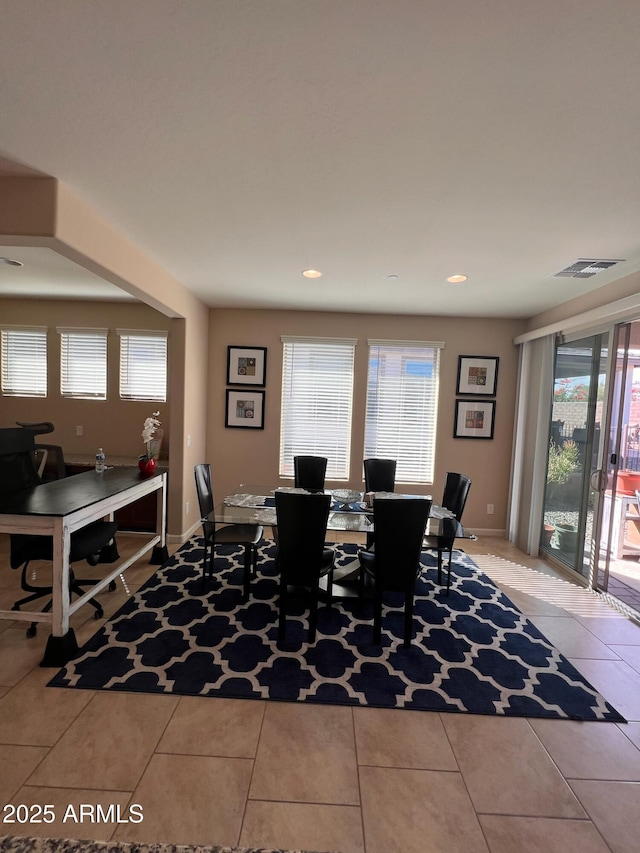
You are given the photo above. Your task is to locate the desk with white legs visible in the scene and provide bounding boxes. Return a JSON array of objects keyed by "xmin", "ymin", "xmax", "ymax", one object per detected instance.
[{"xmin": 0, "ymin": 467, "xmax": 168, "ymax": 666}]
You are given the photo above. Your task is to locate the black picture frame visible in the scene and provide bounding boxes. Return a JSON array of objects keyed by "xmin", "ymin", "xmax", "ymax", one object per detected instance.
[
  {"xmin": 454, "ymin": 399, "xmax": 496, "ymax": 440},
  {"xmin": 456, "ymin": 355, "xmax": 499, "ymax": 396},
  {"xmin": 225, "ymin": 389, "xmax": 265, "ymax": 429},
  {"xmin": 226, "ymin": 346, "xmax": 267, "ymax": 386}
]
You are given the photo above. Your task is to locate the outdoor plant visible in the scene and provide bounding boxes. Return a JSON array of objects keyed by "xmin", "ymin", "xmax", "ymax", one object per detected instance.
[{"xmin": 547, "ymin": 439, "xmax": 579, "ymax": 484}]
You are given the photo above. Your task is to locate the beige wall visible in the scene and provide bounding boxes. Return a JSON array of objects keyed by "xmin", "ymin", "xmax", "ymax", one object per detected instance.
[
  {"xmin": 207, "ymin": 308, "xmax": 526, "ymax": 531},
  {"xmin": 1, "ymin": 299, "xmax": 172, "ymax": 458}
]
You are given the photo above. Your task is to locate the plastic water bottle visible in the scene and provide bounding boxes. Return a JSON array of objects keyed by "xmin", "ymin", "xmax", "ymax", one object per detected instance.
[{"xmin": 95, "ymin": 447, "xmax": 106, "ymax": 473}]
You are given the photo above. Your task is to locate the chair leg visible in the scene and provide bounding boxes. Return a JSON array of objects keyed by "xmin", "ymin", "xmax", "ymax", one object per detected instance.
[
  {"xmin": 373, "ymin": 583, "xmax": 383, "ymax": 644},
  {"xmin": 437, "ymin": 548, "xmax": 443, "ymax": 584},
  {"xmin": 445, "ymin": 545, "xmax": 453, "ymax": 595},
  {"xmin": 242, "ymin": 545, "xmax": 251, "ymax": 601},
  {"xmin": 404, "ymin": 591, "xmax": 414, "ymax": 647},
  {"xmin": 325, "ymin": 568, "xmax": 333, "ymax": 610},
  {"xmin": 277, "ymin": 576, "xmax": 287, "ymax": 644},
  {"xmin": 308, "ymin": 587, "xmax": 318, "ymax": 643}
]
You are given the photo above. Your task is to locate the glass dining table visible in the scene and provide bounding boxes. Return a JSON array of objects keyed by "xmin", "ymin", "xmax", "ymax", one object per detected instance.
[{"xmin": 212, "ymin": 485, "xmax": 475, "ymax": 597}]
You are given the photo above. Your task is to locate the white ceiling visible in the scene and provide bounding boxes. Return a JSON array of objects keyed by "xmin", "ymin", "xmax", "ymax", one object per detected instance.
[{"xmin": 0, "ymin": 0, "xmax": 639, "ymax": 318}]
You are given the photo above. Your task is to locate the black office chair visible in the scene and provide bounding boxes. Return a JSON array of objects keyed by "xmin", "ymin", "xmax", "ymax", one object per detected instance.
[
  {"xmin": 274, "ymin": 490, "xmax": 335, "ymax": 645},
  {"xmin": 0, "ymin": 428, "xmax": 118, "ymax": 637},
  {"xmin": 363, "ymin": 458, "xmax": 397, "ymax": 493},
  {"xmin": 194, "ymin": 463, "xmax": 263, "ymax": 599},
  {"xmin": 16, "ymin": 421, "xmax": 66, "ymax": 482},
  {"xmin": 358, "ymin": 497, "xmax": 432, "ymax": 647},
  {"xmin": 294, "ymin": 455, "xmax": 327, "ymax": 492},
  {"xmin": 423, "ymin": 472, "xmax": 471, "ymax": 592}
]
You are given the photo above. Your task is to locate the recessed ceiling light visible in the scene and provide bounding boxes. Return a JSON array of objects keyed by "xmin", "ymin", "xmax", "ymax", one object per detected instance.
[
  {"xmin": 447, "ymin": 274, "xmax": 467, "ymax": 283},
  {"xmin": 0, "ymin": 257, "xmax": 23, "ymax": 267},
  {"xmin": 302, "ymin": 269, "xmax": 322, "ymax": 278},
  {"xmin": 386, "ymin": 274, "xmax": 399, "ymax": 280}
]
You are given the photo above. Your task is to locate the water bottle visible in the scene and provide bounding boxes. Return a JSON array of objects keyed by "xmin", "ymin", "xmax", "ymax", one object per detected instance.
[{"xmin": 95, "ymin": 447, "xmax": 106, "ymax": 473}]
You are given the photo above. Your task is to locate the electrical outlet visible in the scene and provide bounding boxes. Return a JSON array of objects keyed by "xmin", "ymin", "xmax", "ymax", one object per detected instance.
[
  {"xmin": 185, "ymin": 501, "xmax": 190, "ymax": 515},
  {"xmin": 75, "ymin": 425, "xmax": 83, "ymax": 436},
  {"xmin": 487, "ymin": 503, "xmax": 494, "ymax": 515}
]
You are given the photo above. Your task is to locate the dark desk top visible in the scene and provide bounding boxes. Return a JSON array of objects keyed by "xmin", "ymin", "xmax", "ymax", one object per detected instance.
[{"xmin": 0, "ymin": 467, "xmax": 163, "ymax": 517}]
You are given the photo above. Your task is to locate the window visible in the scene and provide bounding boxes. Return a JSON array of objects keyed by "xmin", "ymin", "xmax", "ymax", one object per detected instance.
[
  {"xmin": 1, "ymin": 326, "xmax": 47, "ymax": 397},
  {"xmin": 279, "ymin": 336, "xmax": 356, "ymax": 480},
  {"xmin": 118, "ymin": 329, "xmax": 168, "ymax": 401},
  {"xmin": 59, "ymin": 327, "xmax": 107, "ymax": 400},
  {"xmin": 365, "ymin": 339, "xmax": 443, "ymax": 484}
]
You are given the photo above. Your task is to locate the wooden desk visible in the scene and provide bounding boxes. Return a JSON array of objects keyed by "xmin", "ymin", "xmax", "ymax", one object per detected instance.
[{"xmin": 0, "ymin": 467, "xmax": 168, "ymax": 666}]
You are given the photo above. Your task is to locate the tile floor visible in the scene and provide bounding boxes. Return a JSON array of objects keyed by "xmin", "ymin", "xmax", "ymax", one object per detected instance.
[{"xmin": 0, "ymin": 532, "xmax": 640, "ymax": 853}]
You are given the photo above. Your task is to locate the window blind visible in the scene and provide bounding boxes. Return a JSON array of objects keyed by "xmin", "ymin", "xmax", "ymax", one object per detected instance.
[
  {"xmin": 0, "ymin": 327, "xmax": 47, "ymax": 397},
  {"xmin": 279, "ymin": 337, "xmax": 356, "ymax": 480},
  {"xmin": 59, "ymin": 328, "xmax": 107, "ymax": 400},
  {"xmin": 118, "ymin": 330, "xmax": 168, "ymax": 402},
  {"xmin": 364, "ymin": 341, "xmax": 443, "ymax": 484}
]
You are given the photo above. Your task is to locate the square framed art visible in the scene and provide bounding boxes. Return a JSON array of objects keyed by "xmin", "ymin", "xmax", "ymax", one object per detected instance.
[
  {"xmin": 454, "ymin": 399, "xmax": 496, "ymax": 439},
  {"xmin": 226, "ymin": 346, "xmax": 267, "ymax": 386},
  {"xmin": 456, "ymin": 355, "xmax": 499, "ymax": 396},
  {"xmin": 225, "ymin": 389, "xmax": 265, "ymax": 429}
]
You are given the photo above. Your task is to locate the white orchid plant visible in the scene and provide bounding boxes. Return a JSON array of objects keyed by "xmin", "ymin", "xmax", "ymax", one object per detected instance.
[{"xmin": 140, "ymin": 411, "xmax": 162, "ymax": 461}]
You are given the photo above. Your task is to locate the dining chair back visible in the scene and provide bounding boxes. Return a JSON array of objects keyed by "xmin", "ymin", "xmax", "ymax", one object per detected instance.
[
  {"xmin": 363, "ymin": 458, "xmax": 397, "ymax": 493},
  {"xmin": 194, "ymin": 463, "xmax": 263, "ymax": 599},
  {"xmin": 442, "ymin": 472, "xmax": 472, "ymax": 520},
  {"xmin": 293, "ymin": 455, "xmax": 327, "ymax": 491},
  {"xmin": 359, "ymin": 497, "xmax": 431, "ymax": 647},
  {"xmin": 274, "ymin": 490, "xmax": 335, "ymax": 644},
  {"xmin": 423, "ymin": 472, "xmax": 472, "ymax": 593}
]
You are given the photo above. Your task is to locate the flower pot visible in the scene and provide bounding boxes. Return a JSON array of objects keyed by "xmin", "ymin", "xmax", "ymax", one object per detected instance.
[
  {"xmin": 542, "ymin": 523, "xmax": 554, "ymax": 547},
  {"xmin": 555, "ymin": 522, "xmax": 579, "ymax": 552},
  {"xmin": 615, "ymin": 470, "xmax": 640, "ymax": 496},
  {"xmin": 138, "ymin": 457, "xmax": 156, "ymax": 478}
]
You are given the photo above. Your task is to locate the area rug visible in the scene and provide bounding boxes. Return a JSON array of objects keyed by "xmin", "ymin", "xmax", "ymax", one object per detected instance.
[
  {"xmin": 0, "ymin": 836, "xmax": 324, "ymax": 853},
  {"xmin": 48, "ymin": 539, "xmax": 624, "ymax": 721}
]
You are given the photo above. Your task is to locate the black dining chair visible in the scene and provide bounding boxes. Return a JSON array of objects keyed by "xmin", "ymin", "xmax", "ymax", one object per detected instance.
[
  {"xmin": 423, "ymin": 472, "xmax": 471, "ymax": 592},
  {"xmin": 294, "ymin": 455, "xmax": 327, "ymax": 492},
  {"xmin": 274, "ymin": 490, "xmax": 335, "ymax": 644},
  {"xmin": 359, "ymin": 497, "xmax": 432, "ymax": 647},
  {"xmin": 194, "ymin": 463, "xmax": 263, "ymax": 599},
  {"xmin": 0, "ymin": 428, "xmax": 118, "ymax": 637},
  {"xmin": 363, "ymin": 458, "xmax": 397, "ymax": 493}
]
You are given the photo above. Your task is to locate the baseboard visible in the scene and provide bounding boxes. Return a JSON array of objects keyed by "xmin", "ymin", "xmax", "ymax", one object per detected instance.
[
  {"xmin": 469, "ymin": 527, "xmax": 508, "ymax": 537},
  {"xmin": 168, "ymin": 519, "xmax": 201, "ymax": 545}
]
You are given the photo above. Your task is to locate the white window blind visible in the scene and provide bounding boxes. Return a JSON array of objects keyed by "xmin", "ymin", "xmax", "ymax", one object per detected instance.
[
  {"xmin": 279, "ymin": 337, "xmax": 356, "ymax": 480},
  {"xmin": 1, "ymin": 326, "xmax": 47, "ymax": 397},
  {"xmin": 364, "ymin": 340, "xmax": 443, "ymax": 484},
  {"xmin": 118, "ymin": 330, "xmax": 168, "ymax": 401},
  {"xmin": 59, "ymin": 328, "xmax": 107, "ymax": 400}
]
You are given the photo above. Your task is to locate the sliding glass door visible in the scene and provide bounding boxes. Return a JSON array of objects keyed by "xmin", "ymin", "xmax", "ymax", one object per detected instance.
[{"xmin": 540, "ymin": 333, "xmax": 608, "ymax": 579}]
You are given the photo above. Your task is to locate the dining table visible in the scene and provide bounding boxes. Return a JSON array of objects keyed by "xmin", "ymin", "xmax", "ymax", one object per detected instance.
[{"xmin": 213, "ymin": 484, "xmax": 475, "ymax": 597}]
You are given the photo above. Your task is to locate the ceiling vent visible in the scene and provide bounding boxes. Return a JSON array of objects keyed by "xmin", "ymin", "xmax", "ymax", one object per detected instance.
[{"xmin": 554, "ymin": 258, "xmax": 624, "ymax": 279}]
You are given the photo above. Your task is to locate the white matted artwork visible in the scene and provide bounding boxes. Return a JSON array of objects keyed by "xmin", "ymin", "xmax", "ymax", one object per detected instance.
[
  {"xmin": 225, "ymin": 389, "xmax": 265, "ymax": 429},
  {"xmin": 227, "ymin": 346, "xmax": 267, "ymax": 386},
  {"xmin": 456, "ymin": 355, "xmax": 499, "ymax": 396},
  {"xmin": 454, "ymin": 399, "xmax": 495, "ymax": 439}
]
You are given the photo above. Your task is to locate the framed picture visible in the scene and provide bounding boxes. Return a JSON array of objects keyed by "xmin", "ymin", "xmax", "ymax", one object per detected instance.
[
  {"xmin": 456, "ymin": 355, "xmax": 499, "ymax": 396},
  {"xmin": 225, "ymin": 389, "xmax": 265, "ymax": 429},
  {"xmin": 227, "ymin": 346, "xmax": 267, "ymax": 386},
  {"xmin": 454, "ymin": 399, "xmax": 496, "ymax": 440}
]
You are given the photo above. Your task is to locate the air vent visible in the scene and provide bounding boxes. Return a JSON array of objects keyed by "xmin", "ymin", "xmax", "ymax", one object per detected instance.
[{"xmin": 554, "ymin": 258, "xmax": 624, "ymax": 279}]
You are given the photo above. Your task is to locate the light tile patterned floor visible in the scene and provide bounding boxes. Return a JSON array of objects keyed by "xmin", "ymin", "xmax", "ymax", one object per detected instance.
[{"xmin": 1, "ymin": 533, "xmax": 640, "ymax": 853}]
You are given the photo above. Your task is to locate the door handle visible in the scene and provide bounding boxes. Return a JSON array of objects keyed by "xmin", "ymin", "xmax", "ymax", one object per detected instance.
[{"xmin": 590, "ymin": 469, "xmax": 606, "ymax": 492}]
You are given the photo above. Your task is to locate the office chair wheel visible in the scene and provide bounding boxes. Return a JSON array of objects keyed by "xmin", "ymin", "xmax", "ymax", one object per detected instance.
[
  {"xmin": 94, "ymin": 606, "xmax": 104, "ymax": 619},
  {"xmin": 26, "ymin": 623, "xmax": 37, "ymax": 638},
  {"xmin": 109, "ymin": 580, "xmax": 117, "ymax": 591},
  {"xmin": 86, "ymin": 553, "xmax": 100, "ymax": 566}
]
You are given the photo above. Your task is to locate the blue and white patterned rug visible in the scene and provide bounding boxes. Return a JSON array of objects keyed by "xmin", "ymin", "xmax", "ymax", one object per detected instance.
[{"xmin": 48, "ymin": 539, "xmax": 624, "ymax": 721}]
